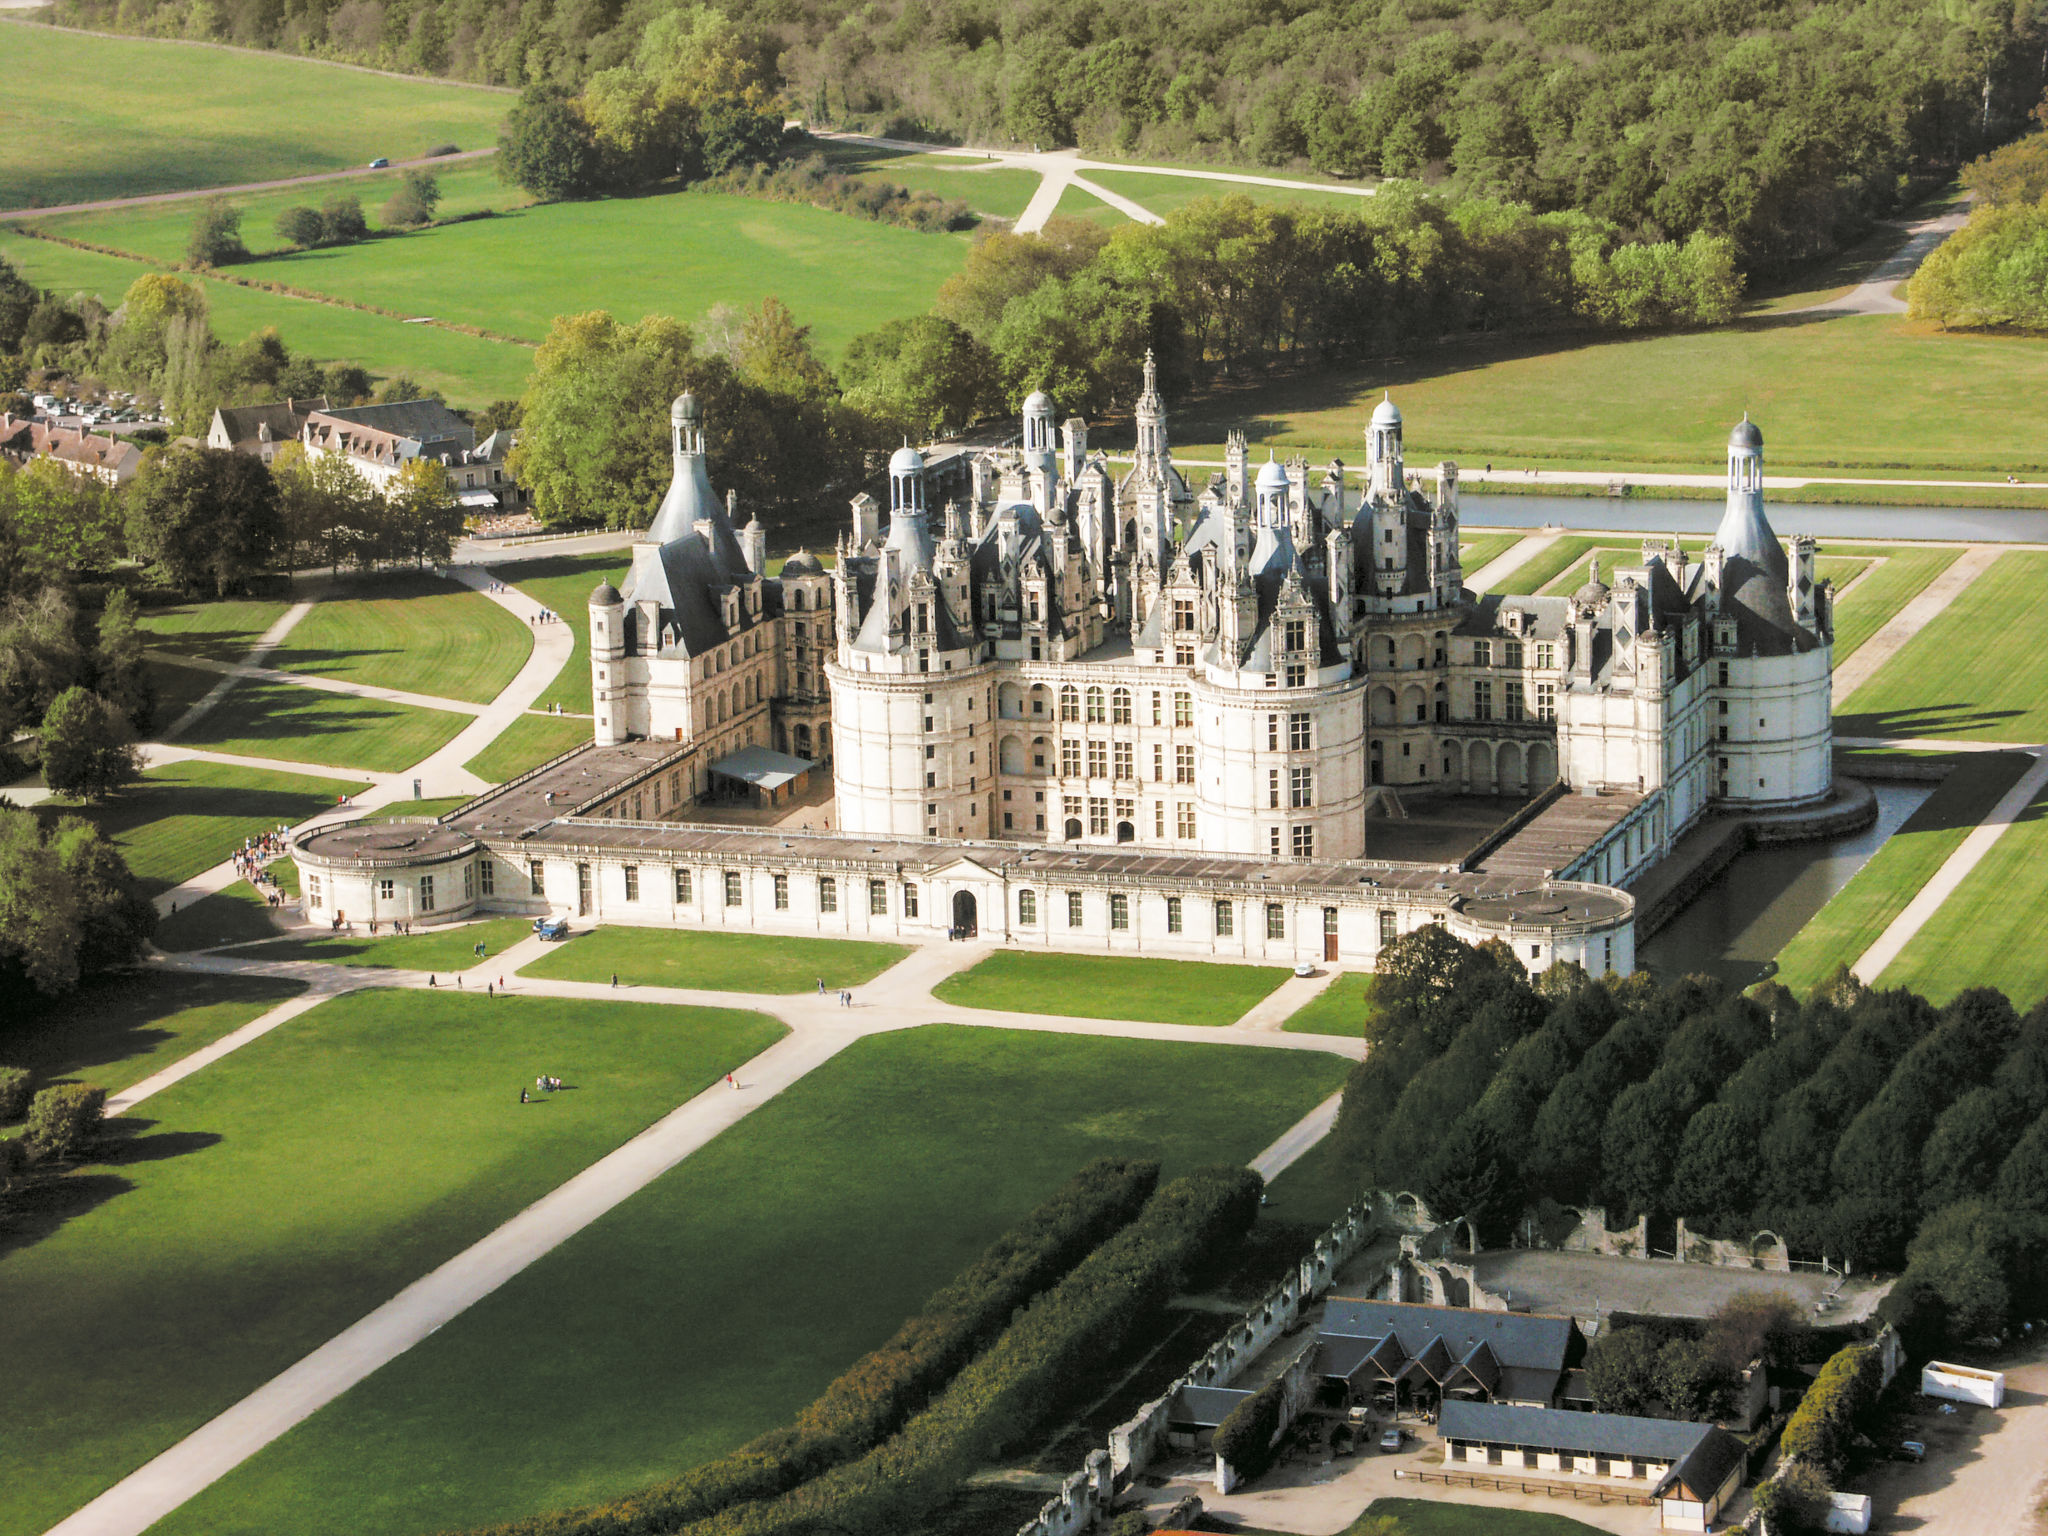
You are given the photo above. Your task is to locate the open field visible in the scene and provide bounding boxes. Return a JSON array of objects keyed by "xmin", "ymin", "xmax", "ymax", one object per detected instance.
[
  {"xmin": 0, "ymin": 989, "xmax": 784, "ymax": 1536},
  {"xmin": 32, "ymin": 163, "xmax": 530, "ymax": 264},
  {"xmin": 1083, "ymin": 169, "xmax": 1376, "ymax": 218},
  {"xmin": 0, "ymin": 971, "xmax": 301, "ymax": 1099},
  {"xmin": 39, "ymin": 758, "xmax": 355, "ymax": 894},
  {"xmin": 1879, "ymin": 777, "xmax": 2048, "ymax": 1006},
  {"xmin": 244, "ymin": 915, "xmax": 533, "ymax": 969},
  {"xmin": 1771, "ymin": 753, "xmax": 2035, "ymax": 996},
  {"xmin": 153, "ymin": 1025, "xmax": 1348, "ymax": 1536},
  {"xmin": 0, "ymin": 233, "xmax": 535, "ymax": 405},
  {"xmin": 1156, "ymin": 314, "xmax": 2048, "ymax": 477},
  {"xmin": 155, "ymin": 860, "xmax": 299, "ymax": 951},
  {"xmin": 1456, "ymin": 531, "xmax": 1522, "ymax": 572},
  {"xmin": 811, "ymin": 142, "xmax": 1042, "ymax": 222},
  {"xmin": 269, "ymin": 574, "xmax": 532, "ymax": 704},
  {"xmin": 0, "ymin": 25, "xmax": 507, "ymax": 210},
  {"xmin": 1837, "ymin": 551, "xmax": 2048, "ymax": 743},
  {"xmin": 138, "ymin": 597, "xmax": 289, "ymax": 661},
  {"xmin": 464, "ymin": 711, "xmax": 591, "ymax": 782},
  {"xmin": 177, "ymin": 676, "xmax": 471, "ymax": 772},
  {"xmin": 523, "ymin": 926, "xmax": 911, "ymax": 993},
  {"xmin": 1281, "ymin": 971, "xmax": 1375, "ymax": 1036},
  {"xmin": 931, "ymin": 950, "xmax": 1288, "ymax": 1027},
  {"xmin": 1826, "ymin": 545, "xmax": 1965, "ymax": 660},
  {"xmin": 503, "ymin": 552, "xmax": 627, "ymax": 714}
]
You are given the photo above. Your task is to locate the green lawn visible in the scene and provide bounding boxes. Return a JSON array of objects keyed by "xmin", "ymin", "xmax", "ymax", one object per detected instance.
[
  {"xmin": 1456, "ymin": 531, "xmax": 1523, "ymax": 573},
  {"xmin": 464, "ymin": 711, "xmax": 591, "ymax": 782},
  {"xmin": 360, "ymin": 795, "xmax": 472, "ymax": 821},
  {"xmin": 1233, "ymin": 1501, "xmax": 1611, "ymax": 1536},
  {"xmin": 1827, "ymin": 545, "xmax": 1963, "ymax": 661},
  {"xmin": 522, "ymin": 927, "xmax": 910, "ymax": 993},
  {"xmin": 0, "ymin": 26, "xmax": 508, "ymax": 209},
  {"xmin": 1281, "ymin": 971, "xmax": 1376, "ymax": 1036},
  {"xmin": 1053, "ymin": 182, "xmax": 1128, "ymax": 226},
  {"xmin": 33, "ymin": 163, "xmax": 529, "ymax": 264},
  {"xmin": 156, "ymin": 860, "xmax": 298, "ymax": 952},
  {"xmin": 931, "ymin": 950, "xmax": 1288, "ymax": 1027},
  {"xmin": 1772, "ymin": 752, "xmax": 2035, "ymax": 997},
  {"xmin": 1156, "ymin": 313, "xmax": 2048, "ymax": 478},
  {"xmin": 0, "ymin": 971, "xmax": 301, "ymax": 1099},
  {"xmin": 810, "ymin": 142, "xmax": 1043, "ymax": 222},
  {"xmin": 144, "ymin": 658, "xmax": 225, "ymax": 734},
  {"xmin": 1879, "ymin": 775, "xmax": 2048, "ymax": 1006},
  {"xmin": 176, "ymin": 676, "xmax": 472, "ymax": 773},
  {"xmin": 1838, "ymin": 552, "xmax": 2048, "ymax": 742},
  {"xmin": 1082, "ymin": 169, "xmax": 1378, "ymax": 218},
  {"xmin": 39, "ymin": 759, "xmax": 356, "ymax": 894},
  {"xmin": 0, "ymin": 989, "xmax": 784, "ymax": 1536},
  {"xmin": 43, "ymin": 185, "xmax": 972, "ymax": 360},
  {"xmin": 137, "ymin": 596, "xmax": 289, "ymax": 662},
  {"xmin": 243, "ymin": 915, "xmax": 534, "ymax": 970},
  {"xmin": 153, "ymin": 1025, "xmax": 1347, "ymax": 1536},
  {"xmin": 269, "ymin": 574, "xmax": 533, "ymax": 704},
  {"xmin": 1525, "ymin": 538, "xmax": 1710, "ymax": 596},
  {"xmin": 501, "ymin": 552, "xmax": 628, "ymax": 715}
]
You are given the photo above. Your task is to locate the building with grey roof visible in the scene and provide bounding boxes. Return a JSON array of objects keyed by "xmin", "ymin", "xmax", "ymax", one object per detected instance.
[{"xmin": 1316, "ymin": 1298, "xmax": 1585, "ymax": 1410}]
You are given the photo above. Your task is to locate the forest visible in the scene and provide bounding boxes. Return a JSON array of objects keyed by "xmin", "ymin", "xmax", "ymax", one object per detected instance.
[
  {"xmin": 1331, "ymin": 927, "xmax": 2048, "ymax": 1358},
  {"xmin": 46, "ymin": 0, "xmax": 2048, "ymax": 273}
]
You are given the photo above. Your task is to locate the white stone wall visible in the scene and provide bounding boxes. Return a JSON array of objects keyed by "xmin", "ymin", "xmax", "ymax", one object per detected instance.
[
  {"xmin": 827, "ymin": 661, "xmax": 998, "ymax": 839},
  {"xmin": 1194, "ymin": 674, "xmax": 1367, "ymax": 859},
  {"xmin": 1711, "ymin": 646, "xmax": 1833, "ymax": 806}
]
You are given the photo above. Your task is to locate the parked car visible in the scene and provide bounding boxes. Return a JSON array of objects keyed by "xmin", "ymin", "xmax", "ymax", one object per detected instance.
[
  {"xmin": 1893, "ymin": 1441, "xmax": 1926, "ymax": 1462},
  {"xmin": 369, "ymin": 156, "xmax": 390, "ymax": 168},
  {"xmin": 533, "ymin": 917, "xmax": 570, "ymax": 941},
  {"xmin": 1378, "ymin": 1427, "xmax": 1404, "ymax": 1452}
]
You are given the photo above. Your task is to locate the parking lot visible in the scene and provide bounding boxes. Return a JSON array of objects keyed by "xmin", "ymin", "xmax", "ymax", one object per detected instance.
[{"xmin": 1855, "ymin": 1342, "xmax": 2048, "ymax": 1533}]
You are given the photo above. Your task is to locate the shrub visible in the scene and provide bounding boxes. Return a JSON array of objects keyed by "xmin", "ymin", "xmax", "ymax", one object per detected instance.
[
  {"xmin": 424, "ymin": 142, "xmax": 462, "ymax": 157},
  {"xmin": 383, "ymin": 170, "xmax": 442, "ymax": 229},
  {"xmin": 461, "ymin": 1156, "xmax": 1164, "ymax": 1536},
  {"xmin": 274, "ymin": 206, "xmax": 327, "ymax": 248},
  {"xmin": 26, "ymin": 1082, "xmax": 106, "ymax": 1160},
  {"xmin": 1780, "ymin": 1340, "xmax": 1880, "ymax": 1479},
  {"xmin": 1213, "ymin": 1375, "xmax": 1288, "ymax": 1482},
  {"xmin": 1753, "ymin": 1458, "xmax": 1834, "ymax": 1534},
  {"xmin": 319, "ymin": 195, "xmax": 370, "ymax": 246},
  {"xmin": 708, "ymin": 155, "xmax": 973, "ymax": 234},
  {"xmin": 0, "ymin": 1065, "xmax": 31, "ymax": 1120},
  {"xmin": 186, "ymin": 196, "xmax": 246, "ymax": 266}
]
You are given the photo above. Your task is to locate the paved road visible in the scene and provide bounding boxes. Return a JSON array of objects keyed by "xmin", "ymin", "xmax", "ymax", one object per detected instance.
[
  {"xmin": 0, "ymin": 148, "xmax": 497, "ymax": 222},
  {"xmin": 1464, "ymin": 531, "xmax": 1564, "ymax": 593},
  {"xmin": 1787, "ymin": 205, "xmax": 1971, "ymax": 317}
]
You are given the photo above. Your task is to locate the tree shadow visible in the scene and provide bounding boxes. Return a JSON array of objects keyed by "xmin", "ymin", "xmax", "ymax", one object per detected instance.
[
  {"xmin": 1833, "ymin": 704, "xmax": 2029, "ymax": 742},
  {"xmin": 95, "ymin": 1117, "xmax": 225, "ymax": 1166},
  {"xmin": 0, "ymin": 1119, "xmax": 223, "ymax": 1261}
]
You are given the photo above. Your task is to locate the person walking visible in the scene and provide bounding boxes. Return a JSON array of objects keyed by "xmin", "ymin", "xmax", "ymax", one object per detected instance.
[
  {"xmin": 520, "ymin": 1087, "xmax": 528, "ymax": 1104},
  {"xmin": 610, "ymin": 972, "xmax": 619, "ymax": 988},
  {"xmin": 428, "ymin": 974, "xmax": 437, "ymax": 987},
  {"xmin": 726, "ymin": 1074, "xmax": 737, "ymax": 1089},
  {"xmin": 816, "ymin": 978, "xmax": 824, "ymax": 995}
]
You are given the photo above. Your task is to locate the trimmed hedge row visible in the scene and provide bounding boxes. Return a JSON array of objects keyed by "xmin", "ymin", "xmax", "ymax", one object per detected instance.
[
  {"xmin": 1780, "ymin": 1340, "xmax": 1882, "ymax": 1479},
  {"xmin": 456, "ymin": 1157, "xmax": 1162, "ymax": 1536},
  {"xmin": 1213, "ymin": 1375, "xmax": 1288, "ymax": 1482},
  {"xmin": 688, "ymin": 1165, "xmax": 1266, "ymax": 1536}
]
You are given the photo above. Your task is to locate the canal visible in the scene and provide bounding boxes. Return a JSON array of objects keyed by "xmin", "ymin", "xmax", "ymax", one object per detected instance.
[{"xmin": 1636, "ymin": 783, "xmax": 1933, "ymax": 990}]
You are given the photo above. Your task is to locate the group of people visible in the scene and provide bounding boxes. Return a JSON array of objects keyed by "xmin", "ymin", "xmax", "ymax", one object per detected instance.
[
  {"xmin": 529, "ymin": 609, "xmax": 561, "ymax": 625},
  {"xmin": 232, "ymin": 830, "xmax": 294, "ymax": 909},
  {"xmin": 520, "ymin": 1074, "xmax": 564, "ymax": 1104},
  {"xmin": 815, "ymin": 979, "xmax": 856, "ymax": 1007}
]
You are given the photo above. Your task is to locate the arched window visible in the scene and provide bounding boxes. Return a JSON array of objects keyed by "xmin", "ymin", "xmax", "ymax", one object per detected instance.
[
  {"xmin": 791, "ymin": 589, "xmax": 805, "ymax": 611},
  {"xmin": 1086, "ymin": 686, "xmax": 1105, "ymax": 723},
  {"xmin": 716, "ymin": 695, "xmax": 727, "ymax": 724},
  {"xmin": 1111, "ymin": 686, "xmax": 1131, "ymax": 725},
  {"xmin": 1060, "ymin": 684, "xmax": 1080, "ymax": 722}
]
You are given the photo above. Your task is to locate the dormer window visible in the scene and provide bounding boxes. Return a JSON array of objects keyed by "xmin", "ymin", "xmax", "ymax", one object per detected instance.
[{"xmin": 1284, "ymin": 618, "xmax": 1306, "ymax": 652}]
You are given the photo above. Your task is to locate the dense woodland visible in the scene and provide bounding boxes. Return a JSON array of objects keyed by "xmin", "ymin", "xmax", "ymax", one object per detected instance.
[
  {"xmin": 48, "ymin": 0, "xmax": 2048, "ymax": 272},
  {"xmin": 1910, "ymin": 115, "xmax": 2048, "ymax": 328},
  {"xmin": 1332, "ymin": 928, "xmax": 2048, "ymax": 1357}
]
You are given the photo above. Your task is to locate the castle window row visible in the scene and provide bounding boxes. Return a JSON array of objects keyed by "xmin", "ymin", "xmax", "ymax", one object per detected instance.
[{"xmin": 1007, "ymin": 888, "xmax": 1289, "ymax": 941}]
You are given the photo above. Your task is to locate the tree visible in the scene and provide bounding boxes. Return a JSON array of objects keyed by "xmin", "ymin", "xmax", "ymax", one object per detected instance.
[
  {"xmin": 47, "ymin": 813, "xmax": 153, "ymax": 969},
  {"xmin": 498, "ymin": 89, "xmax": 606, "ymax": 201},
  {"xmin": 39, "ymin": 686, "xmax": 138, "ymax": 801},
  {"xmin": 92, "ymin": 589, "xmax": 153, "ymax": 732},
  {"xmin": 319, "ymin": 194, "xmax": 369, "ymax": 246},
  {"xmin": 1582, "ymin": 1326, "xmax": 1660, "ymax": 1415},
  {"xmin": 1753, "ymin": 1461, "xmax": 1834, "ymax": 1535},
  {"xmin": 125, "ymin": 445, "xmax": 282, "ymax": 595},
  {"xmin": 0, "ymin": 1065, "xmax": 31, "ymax": 1120},
  {"xmin": 0, "ymin": 456, "xmax": 124, "ymax": 577},
  {"xmin": 386, "ymin": 457, "xmax": 464, "ymax": 566},
  {"xmin": 841, "ymin": 315, "xmax": 999, "ymax": 437},
  {"xmin": 1703, "ymin": 1293, "xmax": 1804, "ymax": 1374},
  {"xmin": 26, "ymin": 1082, "xmax": 105, "ymax": 1161},
  {"xmin": 1961, "ymin": 130, "xmax": 2048, "ymax": 205},
  {"xmin": 186, "ymin": 196, "xmax": 246, "ymax": 266},
  {"xmin": 382, "ymin": 169, "xmax": 442, "ymax": 228},
  {"xmin": 0, "ymin": 584, "xmax": 86, "ymax": 732},
  {"xmin": 0, "ymin": 807, "xmax": 81, "ymax": 1003},
  {"xmin": 273, "ymin": 205, "xmax": 326, "ymax": 247},
  {"xmin": 699, "ymin": 99, "xmax": 783, "ymax": 177},
  {"xmin": 732, "ymin": 296, "xmax": 833, "ymax": 402},
  {"xmin": 1653, "ymin": 1337, "xmax": 1727, "ymax": 1421},
  {"xmin": 0, "ymin": 254, "xmax": 36, "ymax": 355}
]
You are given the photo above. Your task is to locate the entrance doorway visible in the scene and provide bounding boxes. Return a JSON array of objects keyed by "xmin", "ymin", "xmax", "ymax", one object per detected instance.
[
  {"xmin": 1115, "ymin": 820, "xmax": 1135, "ymax": 843},
  {"xmin": 1323, "ymin": 906, "xmax": 1339, "ymax": 962},
  {"xmin": 952, "ymin": 889, "xmax": 978, "ymax": 939}
]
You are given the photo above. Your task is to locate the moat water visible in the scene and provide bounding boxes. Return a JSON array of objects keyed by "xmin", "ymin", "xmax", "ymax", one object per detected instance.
[
  {"xmin": 1636, "ymin": 782, "xmax": 1933, "ymax": 990},
  {"xmin": 1461, "ymin": 494, "xmax": 2048, "ymax": 544}
]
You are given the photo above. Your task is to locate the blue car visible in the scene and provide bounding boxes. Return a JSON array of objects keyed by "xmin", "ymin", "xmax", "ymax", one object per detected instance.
[{"xmin": 534, "ymin": 917, "xmax": 570, "ymax": 941}]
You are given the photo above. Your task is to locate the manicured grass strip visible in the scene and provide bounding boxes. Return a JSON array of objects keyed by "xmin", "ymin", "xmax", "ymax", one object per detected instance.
[
  {"xmin": 1081, "ymin": 169, "xmax": 1375, "ymax": 219},
  {"xmin": 504, "ymin": 553, "xmax": 628, "ymax": 716},
  {"xmin": 0, "ymin": 990, "xmax": 785, "ymax": 1536},
  {"xmin": 810, "ymin": 142, "xmax": 1042, "ymax": 222},
  {"xmin": 1879, "ymin": 775, "xmax": 2048, "ymax": 1007},
  {"xmin": 932, "ymin": 950, "xmax": 1287, "ymax": 1028},
  {"xmin": 0, "ymin": 971, "xmax": 302, "ymax": 1099},
  {"xmin": 243, "ymin": 916, "xmax": 534, "ymax": 971},
  {"xmin": 1281, "ymin": 971, "xmax": 1375, "ymax": 1037},
  {"xmin": 1357, "ymin": 1499, "xmax": 1613, "ymax": 1535},
  {"xmin": 156, "ymin": 861, "xmax": 299, "ymax": 953},
  {"xmin": 155, "ymin": 1026, "xmax": 1346, "ymax": 1536},
  {"xmin": 143, "ymin": 658, "xmax": 224, "ymax": 733},
  {"xmin": 137, "ymin": 598, "xmax": 289, "ymax": 662},
  {"xmin": 37, "ymin": 759, "xmax": 356, "ymax": 895},
  {"xmin": 523, "ymin": 928, "xmax": 910, "ymax": 994},
  {"xmin": 1053, "ymin": 182, "xmax": 1127, "ymax": 225},
  {"xmin": 1456, "ymin": 532, "xmax": 1522, "ymax": 573},
  {"xmin": 269, "ymin": 575, "xmax": 533, "ymax": 705},
  {"xmin": 1826, "ymin": 544, "xmax": 1964, "ymax": 661},
  {"xmin": 1838, "ymin": 551, "xmax": 2048, "ymax": 743},
  {"xmin": 466, "ymin": 712, "xmax": 593, "ymax": 783},
  {"xmin": 1772, "ymin": 752, "xmax": 2035, "ymax": 997},
  {"xmin": 1494, "ymin": 536, "xmax": 1607, "ymax": 595},
  {"xmin": 1534, "ymin": 538, "xmax": 1710, "ymax": 596},
  {"xmin": 361, "ymin": 796, "xmax": 473, "ymax": 821},
  {"xmin": 0, "ymin": 26, "xmax": 509, "ymax": 210},
  {"xmin": 177, "ymin": 676, "xmax": 471, "ymax": 773}
]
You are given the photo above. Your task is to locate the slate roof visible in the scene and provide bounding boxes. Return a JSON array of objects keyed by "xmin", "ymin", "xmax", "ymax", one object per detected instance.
[
  {"xmin": 316, "ymin": 398, "xmax": 474, "ymax": 452},
  {"xmin": 1167, "ymin": 1385, "xmax": 1254, "ymax": 1428},
  {"xmin": 1318, "ymin": 1299, "xmax": 1582, "ymax": 1404},
  {"xmin": 1437, "ymin": 1401, "xmax": 1746, "ymax": 1501},
  {"xmin": 212, "ymin": 397, "xmax": 327, "ymax": 448}
]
